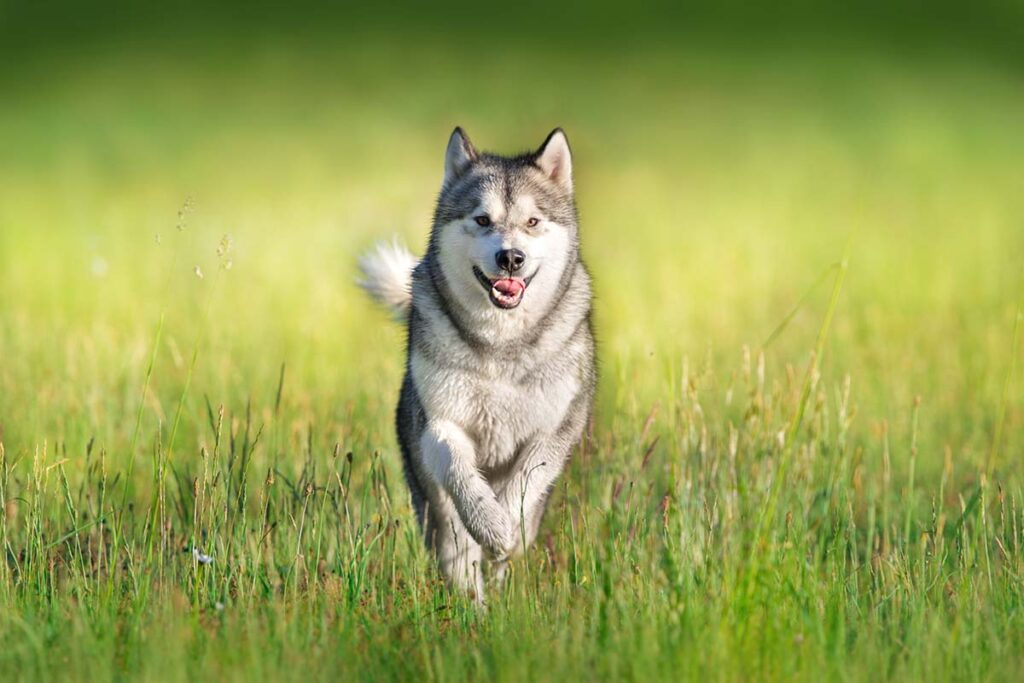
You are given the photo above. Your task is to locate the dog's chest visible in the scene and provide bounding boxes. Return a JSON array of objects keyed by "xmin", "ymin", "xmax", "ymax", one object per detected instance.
[{"xmin": 411, "ymin": 351, "xmax": 579, "ymax": 468}]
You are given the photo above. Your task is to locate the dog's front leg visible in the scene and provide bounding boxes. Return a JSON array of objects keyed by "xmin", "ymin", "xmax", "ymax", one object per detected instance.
[
  {"xmin": 420, "ymin": 420, "xmax": 515, "ymax": 559},
  {"xmin": 497, "ymin": 434, "xmax": 572, "ymax": 557}
]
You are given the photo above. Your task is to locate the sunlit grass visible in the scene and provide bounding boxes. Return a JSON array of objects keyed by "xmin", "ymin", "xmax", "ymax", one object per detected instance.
[{"xmin": 0, "ymin": 37, "xmax": 1022, "ymax": 681}]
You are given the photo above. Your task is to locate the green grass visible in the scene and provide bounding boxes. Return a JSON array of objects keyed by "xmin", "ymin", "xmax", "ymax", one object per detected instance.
[{"xmin": 1, "ymin": 34, "xmax": 1023, "ymax": 681}]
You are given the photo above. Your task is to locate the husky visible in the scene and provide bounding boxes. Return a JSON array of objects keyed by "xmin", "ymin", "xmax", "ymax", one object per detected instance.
[{"xmin": 358, "ymin": 127, "xmax": 595, "ymax": 602}]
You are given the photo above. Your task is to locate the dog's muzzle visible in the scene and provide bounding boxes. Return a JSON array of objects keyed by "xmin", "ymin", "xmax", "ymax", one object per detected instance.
[{"xmin": 472, "ymin": 266, "xmax": 538, "ymax": 309}]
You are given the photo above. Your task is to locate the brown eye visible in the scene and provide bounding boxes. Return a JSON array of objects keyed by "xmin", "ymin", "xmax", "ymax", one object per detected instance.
[
  {"xmin": 474, "ymin": 215, "xmax": 491, "ymax": 227},
  {"xmin": 526, "ymin": 217, "xmax": 539, "ymax": 228}
]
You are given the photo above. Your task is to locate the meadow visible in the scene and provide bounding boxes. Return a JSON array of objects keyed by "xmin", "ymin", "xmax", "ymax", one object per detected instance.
[{"xmin": 1, "ymin": 26, "xmax": 1023, "ymax": 681}]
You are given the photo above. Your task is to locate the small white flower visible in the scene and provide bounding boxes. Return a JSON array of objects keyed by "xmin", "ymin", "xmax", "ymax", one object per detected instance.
[{"xmin": 194, "ymin": 265, "xmax": 204, "ymax": 280}]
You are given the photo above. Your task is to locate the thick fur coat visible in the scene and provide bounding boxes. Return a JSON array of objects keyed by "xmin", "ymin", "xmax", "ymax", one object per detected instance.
[{"xmin": 359, "ymin": 128, "xmax": 595, "ymax": 601}]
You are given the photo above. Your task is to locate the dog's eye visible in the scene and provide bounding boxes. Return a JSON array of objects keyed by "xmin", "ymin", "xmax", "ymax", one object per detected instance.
[
  {"xmin": 474, "ymin": 215, "xmax": 491, "ymax": 228},
  {"xmin": 526, "ymin": 217, "xmax": 539, "ymax": 228}
]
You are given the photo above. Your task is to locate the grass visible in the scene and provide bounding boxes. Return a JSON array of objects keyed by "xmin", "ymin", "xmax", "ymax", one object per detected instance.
[{"xmin": 1, "ymin": 33, "xmax": 1023, "ymax": 681}]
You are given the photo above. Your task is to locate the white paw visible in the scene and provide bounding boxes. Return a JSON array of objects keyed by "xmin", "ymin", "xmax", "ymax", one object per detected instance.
[{"xmin": 475, "ymin": 510, "xmax": 515, "ymax": 560}]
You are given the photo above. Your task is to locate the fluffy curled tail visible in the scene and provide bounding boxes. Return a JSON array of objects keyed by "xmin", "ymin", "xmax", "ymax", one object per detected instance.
[{"xmin": 357, "ymin": 239, "xmax": 418, "ymax": 318}]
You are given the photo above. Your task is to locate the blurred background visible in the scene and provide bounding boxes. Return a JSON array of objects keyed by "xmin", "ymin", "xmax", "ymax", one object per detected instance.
[{"xmin": 1, "ymin": 0, "xmax": 1022, "ymax": 484}]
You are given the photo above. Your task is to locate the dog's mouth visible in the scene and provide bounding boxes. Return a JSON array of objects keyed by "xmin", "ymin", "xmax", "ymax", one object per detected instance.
[{"xmin": 472, "ymin": 266, "xmax": 538, "ymax": 309}]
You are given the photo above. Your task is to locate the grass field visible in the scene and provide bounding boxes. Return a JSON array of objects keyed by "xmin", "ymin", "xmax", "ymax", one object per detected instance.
[{"xmin": 1, "ymin": 25, "xmax": 1024, "ymax": 681}]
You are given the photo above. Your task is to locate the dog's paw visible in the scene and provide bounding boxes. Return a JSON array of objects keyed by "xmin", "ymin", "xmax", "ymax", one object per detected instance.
[
  {"xmin": 472, "ymin": 509, "xmax": 516, "ymax": 560},
  {"xmin": 488, "ymin": 530, "xmax": 521, "ymax": 564},
  {"xmin": 485, "ymin": 527, "xmax": 517, "ymax": 562}
]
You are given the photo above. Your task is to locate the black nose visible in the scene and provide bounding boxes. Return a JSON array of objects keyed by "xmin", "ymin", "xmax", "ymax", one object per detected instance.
[{"xmin": 495, "ymin": 248, "xmax": 526, "ymax": 273}]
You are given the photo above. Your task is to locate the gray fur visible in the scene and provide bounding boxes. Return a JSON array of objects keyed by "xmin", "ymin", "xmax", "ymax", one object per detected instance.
[{"xmin": 371, "ymin": 128, "xmax": 595, "ymax": 603}]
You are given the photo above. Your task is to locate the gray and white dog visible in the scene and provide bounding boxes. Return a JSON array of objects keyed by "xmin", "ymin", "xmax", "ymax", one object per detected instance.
[{"xmin": 358, "ymin": 128, "xmax": 595, "ymax": 601}]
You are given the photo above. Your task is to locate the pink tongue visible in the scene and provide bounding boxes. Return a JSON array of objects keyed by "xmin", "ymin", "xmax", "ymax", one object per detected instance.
[{"xmin": 493, "ymin": 279, "xmax": 524, "ymax": 296}]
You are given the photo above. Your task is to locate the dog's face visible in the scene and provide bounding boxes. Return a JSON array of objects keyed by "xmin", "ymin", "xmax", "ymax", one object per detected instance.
[{"xmin": 429, "ymin": 128, "xmax": 578, "ymax": 323}]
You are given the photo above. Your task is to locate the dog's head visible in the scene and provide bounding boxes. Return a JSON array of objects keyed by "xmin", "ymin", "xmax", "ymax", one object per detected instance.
[{"xmin": 427, "ymin": 128, "xmax": 579, "ymax": 323}]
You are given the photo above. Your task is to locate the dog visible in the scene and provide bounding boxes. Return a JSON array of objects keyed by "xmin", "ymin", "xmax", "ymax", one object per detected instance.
[{"xmin": 358, "ymin": 128, "xmax": 595, "ymax": 602}]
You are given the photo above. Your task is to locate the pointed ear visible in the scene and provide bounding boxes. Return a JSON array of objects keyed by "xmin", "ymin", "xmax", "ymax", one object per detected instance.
[
  {"xmin": 535, "ymin": 128, "xmax": 573, "ymax": 192},
  {"xmin": 444, "ymin": 127, "xmax": 478, "ymax": 185}
]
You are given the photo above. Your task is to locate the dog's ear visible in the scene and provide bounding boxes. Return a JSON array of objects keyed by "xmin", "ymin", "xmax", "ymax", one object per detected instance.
[
  {"xmin": 444, "ymin": 127, "xmax": 478, "ymax": 185},
  {"xmin": 535, "ymin": 128, "xmax": 573, "ymax": 192}
]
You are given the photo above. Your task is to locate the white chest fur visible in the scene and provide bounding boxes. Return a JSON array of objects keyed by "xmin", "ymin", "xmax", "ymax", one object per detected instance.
[{"xmin": 411, "ymin": 349, "xmax": 580, "ymax": 469}]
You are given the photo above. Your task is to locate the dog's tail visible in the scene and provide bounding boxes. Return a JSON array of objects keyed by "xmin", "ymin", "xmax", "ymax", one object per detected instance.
[{"xmin": 357, "ymin": 238, "xmax": 418, "ymax": 318}]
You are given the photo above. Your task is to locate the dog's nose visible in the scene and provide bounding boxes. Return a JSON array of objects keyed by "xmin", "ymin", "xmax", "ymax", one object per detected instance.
[{"xmin": 495, "ymin": 248, "xmax": 526, "ymax": 273}]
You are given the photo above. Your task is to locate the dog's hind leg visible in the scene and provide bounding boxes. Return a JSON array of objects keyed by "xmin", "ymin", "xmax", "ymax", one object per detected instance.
[
  {"xmin": 424, "ymin": 493, "xmax": 486, "ymax": 604},
  {"xmin": 488, "ymin": 489, "xmax": 550, "ymax": 589},
  {"xmin": 497, "ymin": 397, "xmax": 588, "ymax": 559}
]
